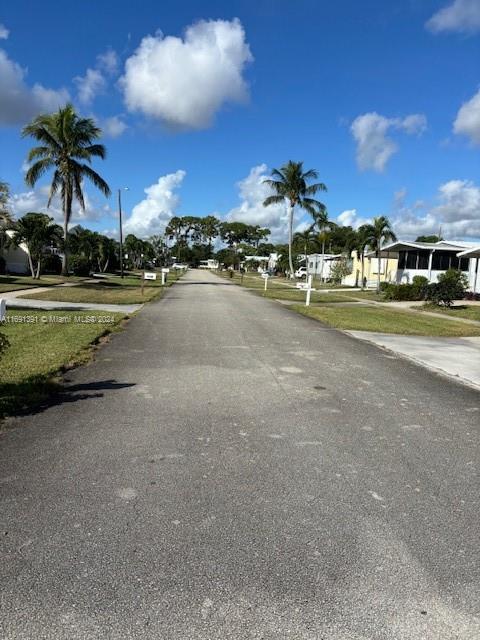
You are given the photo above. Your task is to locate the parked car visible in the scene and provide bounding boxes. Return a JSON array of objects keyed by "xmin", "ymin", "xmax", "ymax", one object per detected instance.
[{"xmin": 294, "ymin": 266, "xmax": 308, "ymax": 278}]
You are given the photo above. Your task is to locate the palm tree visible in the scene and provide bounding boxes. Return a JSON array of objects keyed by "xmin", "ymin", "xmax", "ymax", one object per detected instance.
[
  {"xmin": 0, "ymin": 181, "xmax": 13, "ymax": 261},
  {"xmin": 293, "ymin": 226, "xmax": 317, "ymax": 277},
  {"xmin": 22, "ymin": 104, "xmax": 110, "ymax": 276},
  {"xmin": 352, "ymin": 225, "xmax": 370, "ymax": 288},
  {"xmin": 362, "ymin": 216, "xmax": 397, "ymax": 292},
  {"xmin": 312, "ymin": 211, "xmax": 336, "ymax": 281},
  {"xmin": 263, "ymin": 161, "xmax": 327, "ymax": 278},
  {"xmin": 12, "ymin": 212, "xmax": 62, "ymax": 279}
]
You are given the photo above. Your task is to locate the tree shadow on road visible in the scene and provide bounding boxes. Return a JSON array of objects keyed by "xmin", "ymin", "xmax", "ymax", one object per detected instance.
[{"xmin": 0, "ymin": 378, "xmax": 136, "ymax": 424}]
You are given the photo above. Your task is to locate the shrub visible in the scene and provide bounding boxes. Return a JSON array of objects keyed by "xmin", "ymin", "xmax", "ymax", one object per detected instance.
[
  {"xmin": 379, "ymin": 281, "xmax": 390, "ymax": 292},
  {"xmin": 69, "ymin": 255, "xmax": 91, "ymax": 277},
  {"xmin": 41, "ymin": 253, "xmax": 62, "ymax": 275},
  {"xmin": 426, "ymin": 269, "xmax": 468, "ymax": 307},
  {"xmin": 465, "ymin": 291, "xmax": 480, "ymax": 301},
  {"xmin": 383, "ymin": 283, "xmax": 424, "ymax": 301},
  {"xmin": 329, "ymin": 259, "xmax": 352, "ymax": 284}
]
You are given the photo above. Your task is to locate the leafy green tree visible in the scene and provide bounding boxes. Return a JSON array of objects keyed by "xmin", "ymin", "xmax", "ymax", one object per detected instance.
[
  {"xmin": 415, "ymin": 235, "xmax": 443, "ymax": 243},
  {"xmin": 11, "ymin": 212, "xmax": 62, "ymax": 278},
  {"xmin": 263, "ymin": 161, "xmax": 327, "ymax": 277},
  {"xmin": 362, "ymin": 216, "xmax": 397, "ymax": 292},
  {"xmin": 199, "ymin": 216, "xmax": 220, "ymax": 253},
  {"xmin": 0, "ymin": 181, "xmax": 13, "ymax": 260},
  {"xmin": 22, "ymin": 104, "xmax": 110, "ymax": 275}
]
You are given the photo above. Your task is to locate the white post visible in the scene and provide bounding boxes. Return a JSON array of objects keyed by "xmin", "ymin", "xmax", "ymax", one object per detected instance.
[
  {"xmin": 264, "ymin": 276, "xmax": 268, "ymax": 292},
  {"xmin": 0, "ymin": 298, "xmax": 5, "ymax": 321},
  {"xmin": 428, "ymin": 250, "xmax": 433, "ymax": 281},
  {"xmin": 305, "ymin": 275, "xmax": 313, "ymax": 306},
  {"xmin": 161, "ymin": 271, "xmax": 166, "ymax": 285}
]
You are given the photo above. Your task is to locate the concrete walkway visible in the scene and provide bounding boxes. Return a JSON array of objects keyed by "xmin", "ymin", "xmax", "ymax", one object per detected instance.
[
  {"xmin": 1, "ymin": 288, "xmax": 142, "ymax": 314},
  {"xmin": 347, "ymin": 330, "xmax": 480, "ymax": 390}
]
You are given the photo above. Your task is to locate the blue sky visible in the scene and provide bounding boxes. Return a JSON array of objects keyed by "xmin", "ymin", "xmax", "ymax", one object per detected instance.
[{"xmin": 1, "ymin": 0, "xmax": 480, "ymax": 242}]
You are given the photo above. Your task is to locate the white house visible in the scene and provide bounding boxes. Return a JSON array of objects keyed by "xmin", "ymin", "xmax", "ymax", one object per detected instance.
[
  {"xmin": 457, "ymin": 246, "xmax": 480, "ymax": 294},
  {"xmin": 199, "ymin": 259, "xmax": 219, "ymax": 269},
  {"xmin": 298, "ymin": 253, "xmax": 341, "ymax": 280},
  {"xmin": 375, "ymin": 240, "xmax": 479, "ymax": 292},
  {"xmin": 1, "ymin": 228, "xmax": 30, "ymax": 274}
]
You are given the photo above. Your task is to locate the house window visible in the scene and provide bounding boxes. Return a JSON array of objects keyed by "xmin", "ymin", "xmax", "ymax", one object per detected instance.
[
  {"xmin": 406, "ymin": 251, "xmax": 418, "ymax": 269},
  {"xmin": 417, "ymin": 250, "xmax": 429, "ymax": 270},
  {"xmin": 398, "ymin": 251, "xmax": 407, "ymax": 269},
  {"xmin": 431, "ymin": 251, "xmax": 451, "ymax": 270},
  {"xmin": 460, "ymin": 257, "xmax": 469, "ymax": 271}
]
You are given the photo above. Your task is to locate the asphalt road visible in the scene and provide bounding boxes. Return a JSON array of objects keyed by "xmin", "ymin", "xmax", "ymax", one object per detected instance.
[{"xmin": 1, "ymin": 269, "xmax": 479, "ymax": 639}]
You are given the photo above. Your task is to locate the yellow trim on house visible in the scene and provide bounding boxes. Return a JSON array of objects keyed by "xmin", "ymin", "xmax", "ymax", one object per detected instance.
[{"xmin": 343, "ymin": 251, "xmax": 398, "ymax": 287}]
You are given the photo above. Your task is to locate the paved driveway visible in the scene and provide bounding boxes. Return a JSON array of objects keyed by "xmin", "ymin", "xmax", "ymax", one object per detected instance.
[{"xmin": 1, "ymin": 268, "xmax": 479, "ymax": 639}]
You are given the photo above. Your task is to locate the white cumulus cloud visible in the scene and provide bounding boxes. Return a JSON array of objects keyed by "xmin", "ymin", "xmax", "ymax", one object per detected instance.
[
  {"xmin": 101, "ymin": 115, "xmax": 128, "ymax": 138},
  {"xmin": 426, "ymin": 0, "xmax": 480, "ymax": 34},
  {"xmin": 225, "ymin": 164, "xmax": 289, "ymax": 242},
  {"xmin": 124, "ymin": 170, "xmax": 186, "ymax": 237},
  {"xmin": 0, "ymin": 24, "xmax": 9, "ymax": 39},
  {"xmin": 97, "ymin": 49, "xmax": 118, "ymax": 75},
  {"xmin": 121, "ymin": 18, "xmax": 253, "ymax": 130},
  {"xmin": 454, "ymin": 88, "xmax": 480, "ymax": 145},
  {"xmin": 0, "ymin": 49, "xmax": 69, "ymax": 125},
  {"xmin": 9, "ymin": 186, "xmax": 100, "ymax": 224},
  {"xmin": 351, "ymin": 112, "xmax": 427, "ymax": 172},
  {"xmin": 392, "ymin": 180, "xmax": 480, "ymax": 240},
  {"xmin": 74, "ymin": 68, "xmax": 105, "ymax": 105}
]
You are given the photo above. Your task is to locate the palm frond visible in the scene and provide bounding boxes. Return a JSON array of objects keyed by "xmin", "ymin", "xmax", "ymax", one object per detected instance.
[
  {"xmin": 263, "ymin": 195, "xmax": 285, "ymax": 207},
  {"xmin": 25, "ymin": 158, "xmax": 55, "ymax": 187},
  {"xmin": 80, "ymin": 164, "xmax": 111, "ymax": 197}
]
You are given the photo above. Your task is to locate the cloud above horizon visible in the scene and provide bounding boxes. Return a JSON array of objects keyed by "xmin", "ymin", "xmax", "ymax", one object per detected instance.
[
  {"xmin": 454, "ymin": 88, "xmax": 480, "ymax": 145},
  {"xmin": 426, "ymin": 0, "xmax": 480, "ymax": 34},
  {"xmin": 0, "ymin": 48, "xmax": 69, "ymax": 125},
  {"xmin": 123, "ymin": 170, "xmax": 186, "ymax": 237},
  {"xmin": 338, "ymin": 180, "xmax": 480, "ymax": 241},
  {"xmin": 350, "ymin": 112, "xmax": 427, "ymax": 172},
  {"xmin": 121, "ymin": 18, "xmax": 253, "ymax": 130}
]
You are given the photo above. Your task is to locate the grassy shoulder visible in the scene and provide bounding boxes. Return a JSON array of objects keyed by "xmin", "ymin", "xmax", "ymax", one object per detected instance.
[
  {"xmin": 18, "ymin": 283, "xmax": 163, "ymax": 304},
  {"xmin": 0, "ymin": 274, "xmax": 86, "ymax": 293},
  {"xmin": 419, "ymin": 304, "xmax": 480, "ymax": 323},
  {"xmin": 0, "ymin": 309, "xmax": 126, "ymax": 418},
  {"xmin": 291, "ymin": 304, "xmax": 480, "ymax": 337},
  {"xmin": 216, "ymin": 271, "xmax": 358, "ymax": 303},
  {"xmin": 16, "ymin": 270, "xmax": 183, "ymax": 304}
]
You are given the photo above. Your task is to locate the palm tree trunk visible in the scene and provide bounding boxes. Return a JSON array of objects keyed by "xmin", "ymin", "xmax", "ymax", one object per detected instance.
[
  {"xmin": 35, "ymin": 258, "xmax": 41, "ymax": 279},
  {"xmin": 377, "ymin": 248, "xmax": 381, "ymax": 293},
  {"xmin": 360, "ymin": 252, "xmax": 365, "ymax": 289},
  {"xmin": 27, "ymin": 250, "xmax": 35, "ymax": 279},
  {"xmin": 61, "ymin": 190, "xmax": 71, "ymax": 277},
  {"xmin": 288, "ymin": 203, "xmax": 294, "ymax": 278},
  {"xmin": 320, "ymin": 239, "xmax": 326, "ymax": 281}
]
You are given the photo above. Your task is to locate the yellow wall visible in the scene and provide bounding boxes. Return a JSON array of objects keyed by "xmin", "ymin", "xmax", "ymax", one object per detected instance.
[{"xmin": 343, "ymin": 251, "xmax": 398, "ymax": 286}]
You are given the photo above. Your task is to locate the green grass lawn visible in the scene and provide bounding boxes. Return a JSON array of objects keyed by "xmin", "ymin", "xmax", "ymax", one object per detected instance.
[
  {"xmin": 261, "ymin": 289, "xmax": 357, "ymax": 303},
  {"xmin": 420, "ymin": 304, "xmax": 480, "ymax": 323},
  {"xmin": 292, "ymin": 304, "xmax": 480, "ymax": 336},
  {"xmin": 339, "ymin": 290, "xmax": 386, "ymax": 302},
  {"xmin": 18, "ymin": 283, "xmax": 163, "ymax": 305},
  {"xmin": 0, "ymin": 274, "xmax": 86, "ymax": 293},
  {"xmin": 0, "ymin": 309, "xmax": 125, "ymax": 418}
]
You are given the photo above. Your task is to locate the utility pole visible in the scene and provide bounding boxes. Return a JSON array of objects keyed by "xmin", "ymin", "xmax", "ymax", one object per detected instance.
[{"xmin": 118, "ymin": 187, "xmax": 128, "ymax": 279}]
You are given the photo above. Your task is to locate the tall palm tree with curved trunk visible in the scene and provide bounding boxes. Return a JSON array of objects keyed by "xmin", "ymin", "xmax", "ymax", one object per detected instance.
[
  {"xmin": 362, "ymin": 216, "xmax": 397, "ymax": 292},
  {"xmin": 22, "ymin": 104, "xmax": 110, "ymax": 275},
  {"xmin": 263, "ymin": 161, "xmax": 327, "ymax": 278}
]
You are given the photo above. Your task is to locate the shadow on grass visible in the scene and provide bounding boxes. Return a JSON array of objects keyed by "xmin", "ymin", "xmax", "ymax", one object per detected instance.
[{"xmin": 0, "ymin": 378, "xmax": 135, "ymax": 422}]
